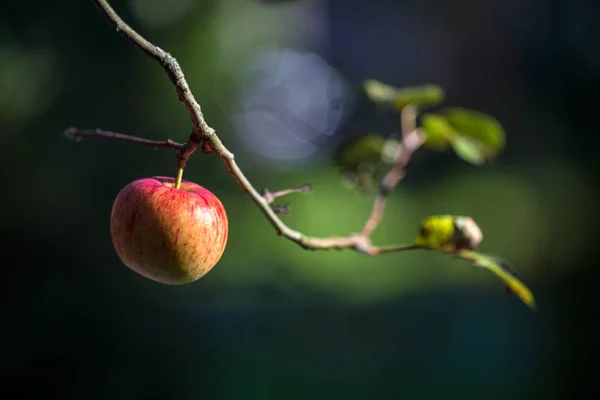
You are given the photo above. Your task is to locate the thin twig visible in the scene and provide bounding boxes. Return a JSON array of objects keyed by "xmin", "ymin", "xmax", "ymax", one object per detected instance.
[
  {"xmin": 64, "ymin": 127, "xmax": 183, "ymax": 150},
  {"xmin": 360, "ymin": 106, "xmax": 424, "ymax": 237},
  {"xmin": 400, "ymin": 104, "xmax": 417, "ymax": 138},
  {"xmin": 69, "ymin": 0, "xmax": 424, "ymax": 255},
  {"xmin": 261, "ymin": 184, "xmax": 312, "ymax": 205},
  {"xmin": 261, "ymin": 183, "xmax": 312, "ymax": 216},
  {"xmin": 369, "ymin": 243, "xmax": 423, "ymax": 255}
]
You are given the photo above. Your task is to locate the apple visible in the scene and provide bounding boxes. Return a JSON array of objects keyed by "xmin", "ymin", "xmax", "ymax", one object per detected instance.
[{"xmin": 110, "ymin": 176, "xmax": 228, "ymax": 285}]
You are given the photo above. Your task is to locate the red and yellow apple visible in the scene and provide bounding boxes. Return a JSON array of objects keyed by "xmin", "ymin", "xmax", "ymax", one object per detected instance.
[{"xmin": 110, "ymin": 176, "xmax": 228, "ymax": 285}]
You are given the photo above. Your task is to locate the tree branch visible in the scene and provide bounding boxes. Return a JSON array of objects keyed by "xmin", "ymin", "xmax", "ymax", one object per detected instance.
[
  {"xmin": 69, "ymin": 0, "xmax": 423, "ymax": 256},
  {"xmin": 260, "ymin": 184, "xmax": 313, "ymax": 215},
  {"xmin": 361, "ymin": 105, "xmax": 422, "ymax": 237},
  {"xmin": 64, "ymin": 127, "xmax": 183, "ymax": 150},
  {"xmin": 261, "ymin": 184, "xmax": 312, "ymax": 205},
  {"xmin": 361, "ymin": 127, "xmax": 423, "ymax": 237}
]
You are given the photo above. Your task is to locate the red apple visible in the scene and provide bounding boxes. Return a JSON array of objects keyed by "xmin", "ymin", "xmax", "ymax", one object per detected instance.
[{"xmin": 110, "ymin": 176, "xmax": 228, "ymax": 285}]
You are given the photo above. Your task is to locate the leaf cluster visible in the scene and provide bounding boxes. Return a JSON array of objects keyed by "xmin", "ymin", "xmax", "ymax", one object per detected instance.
[{"xmin": 333, "ymin": 80, "xmax": 534, "ymax": 309}]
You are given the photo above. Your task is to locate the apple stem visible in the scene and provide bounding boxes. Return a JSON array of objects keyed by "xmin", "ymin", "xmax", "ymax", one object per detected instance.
[{"xmin": 175, "ymin": 165, "xmax": 184, "ymax": 190}]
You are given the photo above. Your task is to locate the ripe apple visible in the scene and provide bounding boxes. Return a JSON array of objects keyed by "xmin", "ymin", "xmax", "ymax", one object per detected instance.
[{"xmin": 110, "ymin": 176, "xmax": 228, "ymax": 285}]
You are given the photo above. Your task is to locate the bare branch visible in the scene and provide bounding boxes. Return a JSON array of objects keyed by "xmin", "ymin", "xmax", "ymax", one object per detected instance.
[
  {"xmin": 360, "ymin": 109, "xmax": 425, "ymax": 238},
  {"xmin": 261, "ymin": 184, "xmax": 312, "ymax": 205},
  {"xmin": 65, "ymin": 127, "xmax": 183, "ymax": 150},
  {"xmin": 261, "ymin": 184, "xmax": 312, "ymax": 216},
  {"xmin": 369, "ymin": 243, "xmax": 423, "ymax": 255},
  {"xmin": 400, "ymin": 104, "xmax": 418, "ymax": 138}
]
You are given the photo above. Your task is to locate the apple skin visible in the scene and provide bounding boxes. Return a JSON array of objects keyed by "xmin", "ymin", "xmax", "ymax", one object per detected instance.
[{"xmin": 110, "ymin": 176, "xmax": 228, "ymax": 285}]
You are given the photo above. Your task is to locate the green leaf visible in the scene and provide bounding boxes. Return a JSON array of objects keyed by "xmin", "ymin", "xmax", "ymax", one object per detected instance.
[
  {"xmin": 421, "ymin": 112, "xmax": 501, "ymax": 164},
  {"xmin": 341, "ymin": 170, "xmax": 377, "ymax": 194},
  {"xmin": 444, "ymin": 107, "xmax": 506, "ymax": 152},
  {"xmin": 333, "ymin": 134, "xmax": 386, "ymax": 170},
  {"xmin": 364, "ymin": 80, "xmax": 445, "ymax": 110},
  {"xmin": 421, "ymin": 113, "xmax": 456, "ymax": 150},
  {"xmin": 393, "ymin": 85, "xmax": 445, "ymax": 109},
  {"xmin": 463, "ymin": 251, "xmax": 536, "ymax": 309},
  {"xmin": 451, "ymin": 135, "xmax": 487, "ymax": 165},
  {"xmin": 363, "ymin": 80, "xmax": 398, "ymax": 104}
]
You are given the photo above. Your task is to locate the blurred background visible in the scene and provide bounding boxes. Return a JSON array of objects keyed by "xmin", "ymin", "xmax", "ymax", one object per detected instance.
[{"xmin": 1, "ymin": 0, "xmax": 599, "ymax": 398}]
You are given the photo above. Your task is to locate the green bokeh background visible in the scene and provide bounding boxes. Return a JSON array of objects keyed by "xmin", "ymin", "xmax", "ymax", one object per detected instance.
[{"xmin": 2, "ymin": 0, "xmax": 598, "ymax": 398}]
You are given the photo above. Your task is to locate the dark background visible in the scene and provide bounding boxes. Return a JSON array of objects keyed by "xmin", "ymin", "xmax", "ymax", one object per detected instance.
[{"xmin": 1, "ymin": 0, "xmax": 598, "ymax": 398}]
